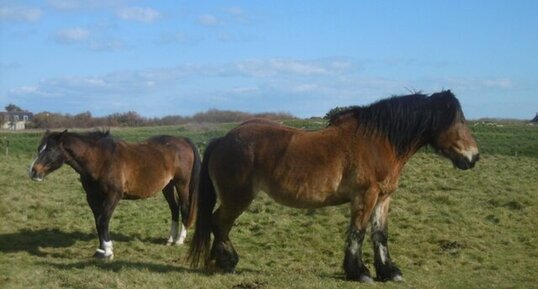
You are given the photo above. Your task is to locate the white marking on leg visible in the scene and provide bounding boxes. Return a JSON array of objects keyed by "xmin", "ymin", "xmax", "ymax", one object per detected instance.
[
  {"xmin": 379, "ymin": 244, "xmax": 388, "ymax": 264},
  {"xmin": 372, "ymin": 203, "xmax": 388, "ymax": 264},
  {"xmin": 372, "ymin": 205, "xmax": 383, "ymax": 231},
  {"xmin": 167, "ymin": 220, "xmax": 180, "ymax": 245},
  {"xmin": 166, "ymin": 236, "xmax": 174, "ymax": 245},
  {"xmin": 103, "ymin": 240, "xmax": 113, "ymax": 257},
  {"xmin": 177, "ymin": 224, "xmax": 187, "ymax": 245},
  {"xmin": 348, "ymin": 240, "xmax": 359, "ymax": 255},
  {"xmin": 346, "ymin": 228, "xmax": 361, "ymax": 255}
]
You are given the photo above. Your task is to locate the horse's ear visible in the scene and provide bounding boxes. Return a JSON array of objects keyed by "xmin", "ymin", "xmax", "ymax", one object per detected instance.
[{"xmin": 59, "ymin": 129, "xmax": 68, "ymax": 141}]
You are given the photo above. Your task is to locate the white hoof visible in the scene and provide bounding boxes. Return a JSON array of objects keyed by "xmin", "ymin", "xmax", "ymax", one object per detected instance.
[
  {"xmin": 93, "ymin": 249, "xmax": 114, "ymax": 260},
  {"xmin": 359, "ymin": 275, "xmax": 374, "ymax": 283}
]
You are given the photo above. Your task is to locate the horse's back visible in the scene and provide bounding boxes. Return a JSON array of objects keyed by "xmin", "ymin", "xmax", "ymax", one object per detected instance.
[
  {"xmin": 145, "ymin": 135, "xmax": 197, "ymax": 181},
  {"xmin": 212, "ymin": 119, "xmax": 296, "ymax": 167}
]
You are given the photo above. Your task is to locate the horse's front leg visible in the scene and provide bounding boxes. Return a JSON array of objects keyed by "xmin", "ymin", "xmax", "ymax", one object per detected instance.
[
  {"xmin": 343, "ymin": 189, "xmax": 378, "ymax": 283},
  {"xmin": 87, "ymin": 191, "xmax": 121, "ymax": 260},
  {"xmin": 371, "ymin": 196, "xmax": 403, "ymax": 282}
]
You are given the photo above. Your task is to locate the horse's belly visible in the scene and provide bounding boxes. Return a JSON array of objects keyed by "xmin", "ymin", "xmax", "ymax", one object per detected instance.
[
  {"xmin": 123, "ymin": 175, "xmax": 172, "ymax": 199},
  {"xmin": 260, "ymin": 184, "xmax": 349, "ymax": 209}
]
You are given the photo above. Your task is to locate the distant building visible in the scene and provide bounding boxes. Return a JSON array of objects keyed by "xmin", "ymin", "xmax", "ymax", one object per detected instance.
[{"xmin": 0, "ymin": 111, "xmax": 33, "ymax": 130}]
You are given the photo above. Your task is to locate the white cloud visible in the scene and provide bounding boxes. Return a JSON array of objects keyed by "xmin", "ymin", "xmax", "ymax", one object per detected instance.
[
  {"xmin": 424, "ymin": 77, "xmax": 516, "ymax": 92},
  {"xmin": 481, "ymin": 78, "xmax": 513, "ymax": 89},
  {"xmin": 47, "ymin": 0, "xmax": 84, "ymax": 10},
  {"xmin": 0, "ymin": 6, "xmax": 43, "ymax": 22},
  {"xmin": 6, "ymin": 58, "xmax": 528, "ymax": 118},
  {"xmin": 117, "ymin": 6, "xmax": 159, "ymax": 23},
  {"xmin": 47, "ymin": 0, "xmax": 126, "ymax": 10},
  {"xmin": 230, "ymin": 86, "xmax": 260, "ymax": 94},
  {"xmin": 222, "ymin": 7, "xmax": 251, "ymax": 23},
  {"xmin": 54, "ymin": 27, "xmax": 90, "ymax": 44},
  {"xmin": 235, "ymin": 58, "xmax": 355, "ymax": 77},
  {"xmin": 51, "ymin": 25, "xmax": 125, "ymax": 51},
  {"xmin": 223, "ymin": 7, "xmax": 243, "ymax": 16},
  {"xmin": 158, "ymin": 32, "xmax": 202, "ymax": 46},
  {"xmin": 4, "ymin": 59, "xmax": 365, "ymax": 117},
  {"xmin": 197, "ymin": 14, "xmax": 219, "ymax": 26},
  {"xmin": 88, "ymin": 39, "xmax": 124, "ymax": 51}
]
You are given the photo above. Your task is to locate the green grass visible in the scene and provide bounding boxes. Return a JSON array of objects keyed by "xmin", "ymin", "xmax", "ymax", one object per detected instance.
[{"xmin": 1, "ymin": 121, "xmax": 537, "ymax": 289}]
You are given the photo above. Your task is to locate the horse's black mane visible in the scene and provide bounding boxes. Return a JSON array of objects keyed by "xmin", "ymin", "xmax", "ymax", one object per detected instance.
[
  {"xmin": 68, "ymin": 129, "xmax": 116, "ymax": 152},
  {"xmin": 328, "ymin": 90, "xmax": 464, "ymax": 156},
  {"xmin": 80, "ymin": 129, "xmax": 111, "ymax": 140}
]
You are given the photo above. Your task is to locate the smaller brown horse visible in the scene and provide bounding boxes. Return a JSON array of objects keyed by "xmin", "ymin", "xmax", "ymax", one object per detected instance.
[
  {"xmin": 29, "ymin": 130, "xmax": 200, "ymax": 259},
  {"xmin": 188, "ymin": 90, "xmax": 479, "ymax": 282}
]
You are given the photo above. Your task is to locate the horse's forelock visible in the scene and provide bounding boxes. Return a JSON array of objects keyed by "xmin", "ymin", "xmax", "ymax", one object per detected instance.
[{"xmin": 427, "ymin": 90, "xmax": 465, "ymax": 132}]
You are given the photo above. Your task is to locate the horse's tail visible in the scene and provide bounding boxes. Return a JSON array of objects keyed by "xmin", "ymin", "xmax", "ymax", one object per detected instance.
[
  {"xmin": 188, "ymin": 137, "xmax": 221, "ymax": 268},
  {"xmin": 183, "ymin": 137, "xmax": 201, "ymax": 229}
]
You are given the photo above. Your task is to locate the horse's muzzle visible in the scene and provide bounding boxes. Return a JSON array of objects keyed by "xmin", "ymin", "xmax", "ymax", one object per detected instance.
[
  {"xmin": 453, "ymin": 153, "xmax": 480, "ymax": 170},
  {"xmin": 29, "ymin": 167, "xmax": 45, "ymax": 182}
]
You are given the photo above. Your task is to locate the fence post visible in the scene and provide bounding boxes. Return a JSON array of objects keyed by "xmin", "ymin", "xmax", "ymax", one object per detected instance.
[{"xmin": 1, "ymin": 138, "xmax": 8, "ymax": 156}]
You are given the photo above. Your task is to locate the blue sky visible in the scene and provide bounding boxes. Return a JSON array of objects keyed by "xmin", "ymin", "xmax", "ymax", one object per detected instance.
[{"xmin": 1, "ymin": 0, "xmax": 537, "ymax": 119}]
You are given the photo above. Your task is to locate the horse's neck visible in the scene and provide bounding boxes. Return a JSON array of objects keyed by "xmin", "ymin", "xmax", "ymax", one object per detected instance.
[
  {"xmin": 62, "ymin": 134, "xmax": 102, "ymax": 177},
  {"xmin": 347, "ymin": 114, "xmax": 431, "ymax": 160},
  {"xmin": 340, "ymin": 118, "xmax": 425, "ymax": 167}
]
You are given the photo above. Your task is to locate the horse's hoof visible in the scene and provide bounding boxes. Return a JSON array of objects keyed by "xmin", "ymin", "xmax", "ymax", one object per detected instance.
[
  {"xmin": 392, "ymin": 274, "xmax": 404, "ymax": 282},
  {"xmin": 93, "ymin": 249, "xmax": 114, "ymax": 260},
  {"xmin": 166, "ymin": 237, "xmax": 185, "ymax": 246},
  {"xmin": 359, "ymin": 275, "xmax": 374, "ymax": 283}
]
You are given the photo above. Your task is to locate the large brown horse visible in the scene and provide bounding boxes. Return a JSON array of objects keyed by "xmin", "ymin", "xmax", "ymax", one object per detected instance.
[
  {"xmin": 188, "ymin": 90, "xmax": 479, "ymax": 282},
  {"xmin": 29, "ymin": 130, "xmax": 200, "ymax": 259}
]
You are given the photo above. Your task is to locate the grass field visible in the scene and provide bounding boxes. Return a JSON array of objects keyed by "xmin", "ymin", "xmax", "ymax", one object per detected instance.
[{"xmin": 1, "ymin": 121, "xmax": 537, "ymax": 289}]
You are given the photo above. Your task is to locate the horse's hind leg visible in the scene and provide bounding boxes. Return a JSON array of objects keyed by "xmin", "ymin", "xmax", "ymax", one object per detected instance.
[
  {"xmin": 209, "ymin": 189, "xmax": 255, "ymax": 273},
  {"xmin": 163, "ymin": 182, "xmax": 185, "ymax": 245},
  {"xmin": 175, "ymin": 180, "xmax": 190, "ymax": 243},
  {"xmin": 370, "ymin": 196, "xmax": 403, "ymax": 282}
]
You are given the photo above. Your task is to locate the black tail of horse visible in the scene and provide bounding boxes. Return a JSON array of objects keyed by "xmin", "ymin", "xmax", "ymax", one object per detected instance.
[
  {"xmin": 188, "ymin": 138, "xmax": 221, "ymax": 268},
  {"xmin": 184, "ymin": 138, "xmax": 201, "ymax": 229}
]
